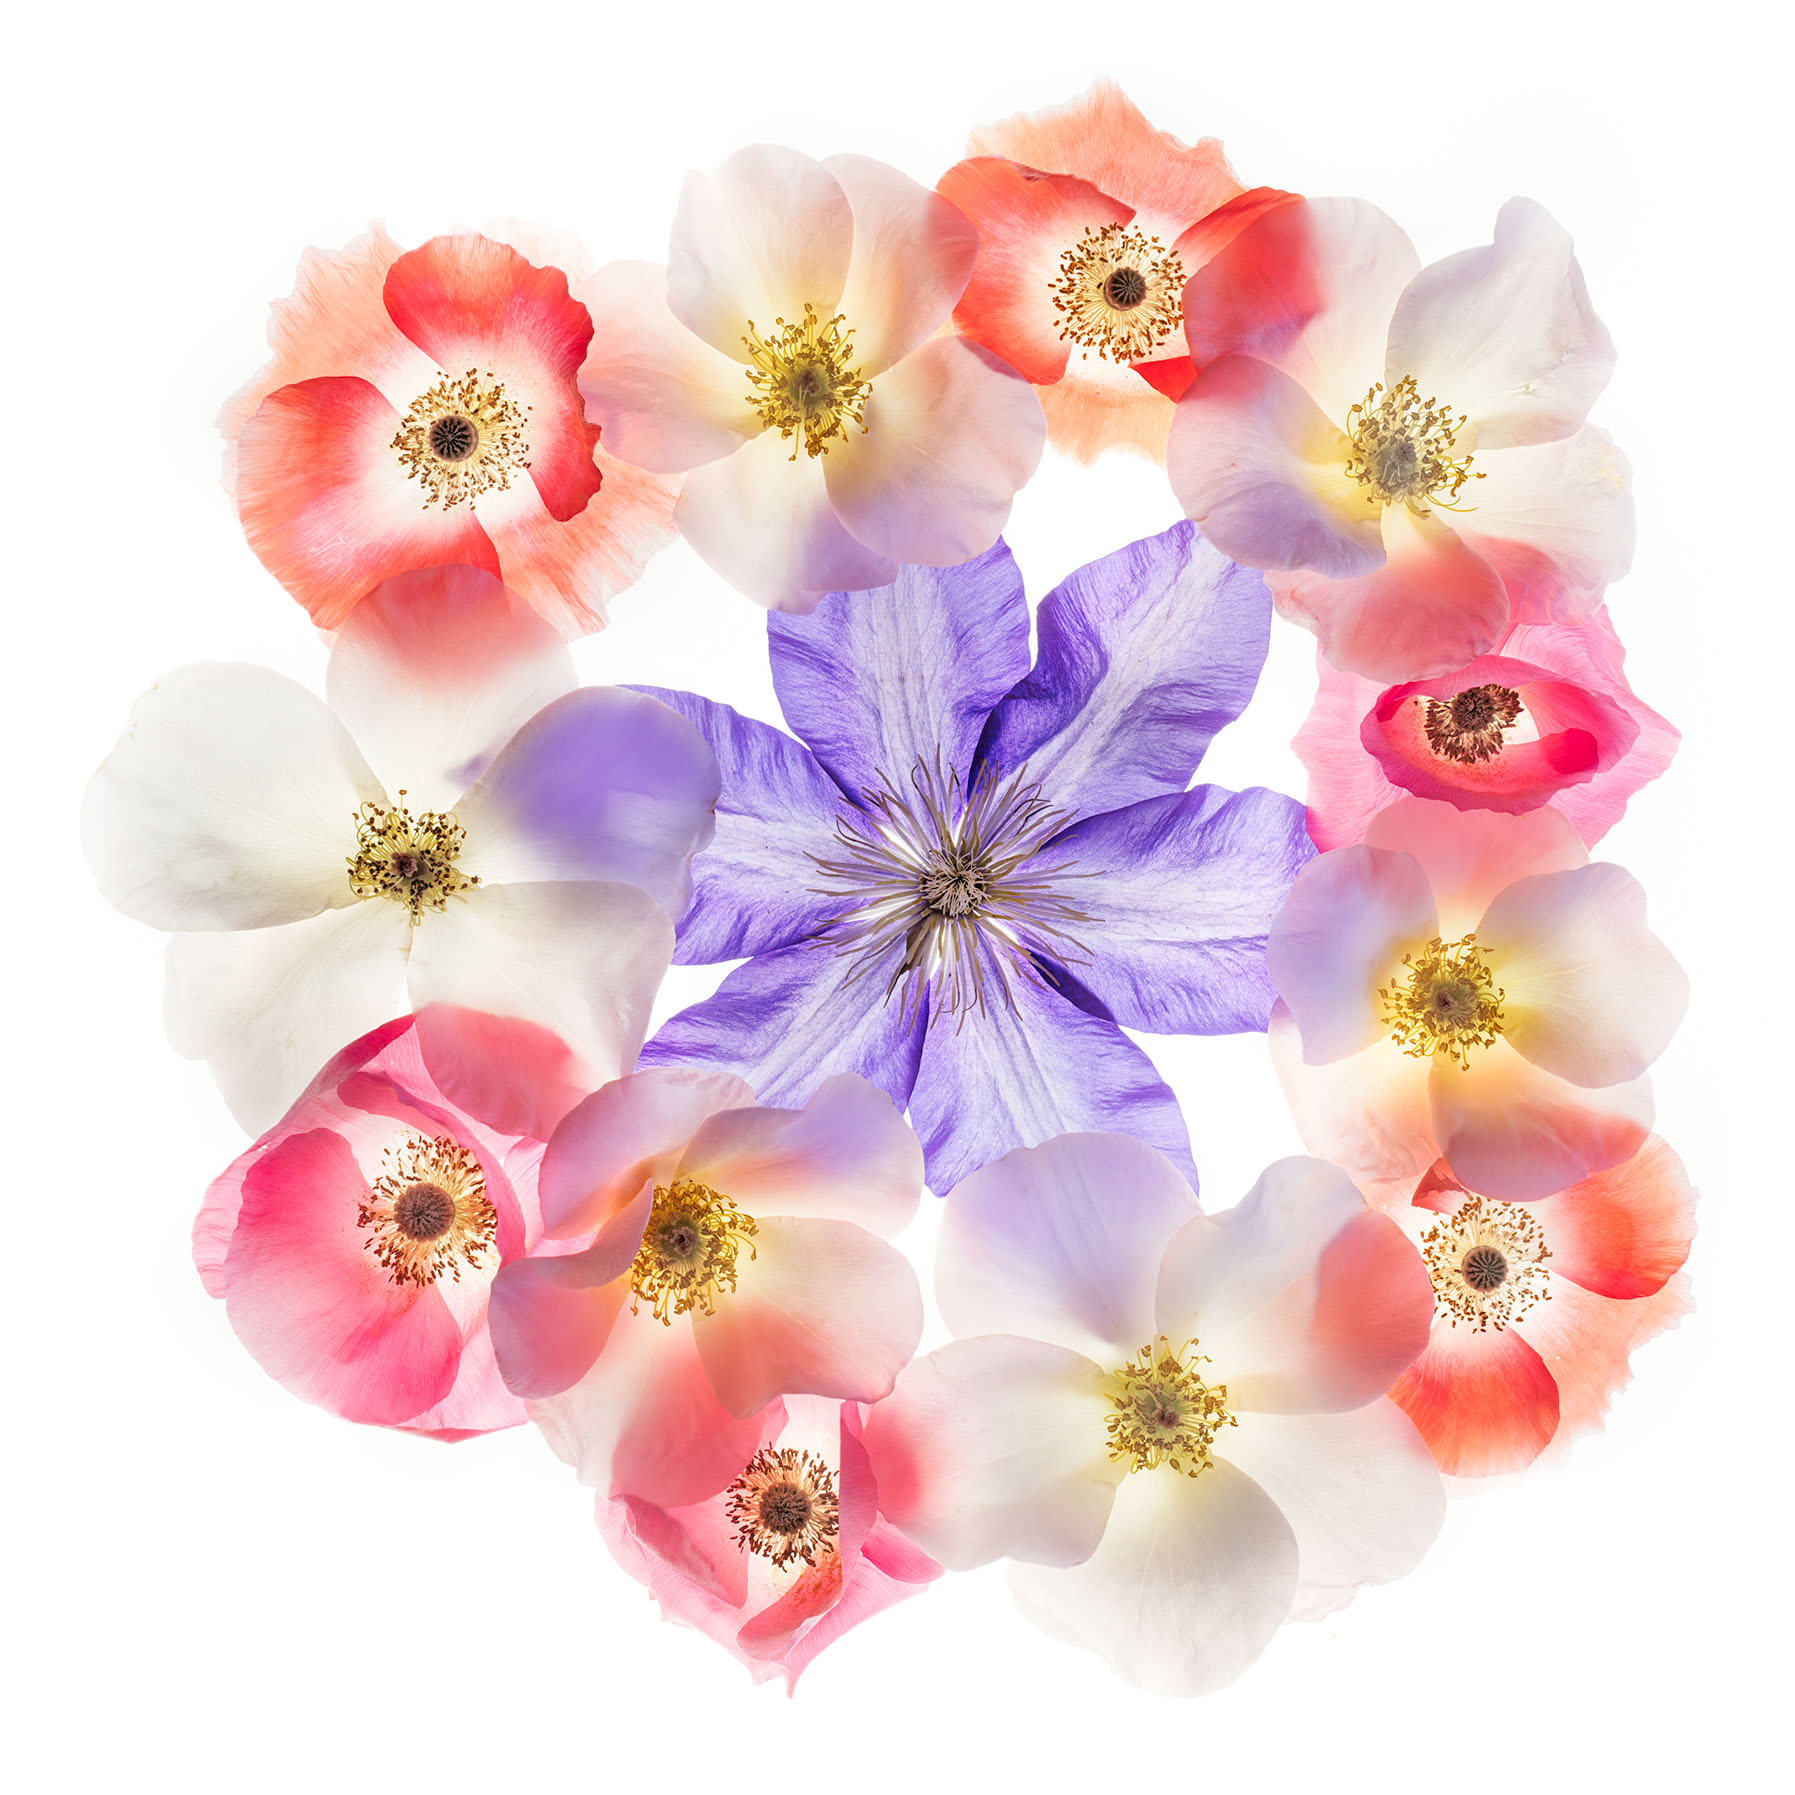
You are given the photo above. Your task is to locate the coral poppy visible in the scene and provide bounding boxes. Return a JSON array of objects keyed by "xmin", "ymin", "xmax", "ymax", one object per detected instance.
[
  {"xmin": 1267, "ymin": 798, "xmax": 1687, "ymax": 1200},
  {"xmin": 222, "ymin": 223, "xmax": 678, "ymax": 635},
  {"xmin": 1165, "ymin": 198, "xmax": 1632, "ymax": 681},
  {"xmin": 939, "ymin": 79, "xmax": 1295, "ymax": 461},
  {"xmin": 863, "ymin": 1135, "xmax": 1441, "ymax": 1696},
  {"xmin": 577, "ymin": 145, "xmax": 1046, "ymax": 610},
  {"xmin": 596, "ymin": 1395, "xmax": 940, "ymax": 1689}
]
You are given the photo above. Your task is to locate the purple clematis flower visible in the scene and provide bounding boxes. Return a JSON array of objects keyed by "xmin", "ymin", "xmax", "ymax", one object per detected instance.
[{"xmin": 635, "ymin": 521, "xmax": 1313, "ymax": 1193}]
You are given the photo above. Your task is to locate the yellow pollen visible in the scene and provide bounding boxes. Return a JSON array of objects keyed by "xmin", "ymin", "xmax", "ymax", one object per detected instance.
[
  {"xmin": 628, "ymin": 1178, "xmax": 759, "ymax": 1323},
  {"xmin": 346, "ymin": 792, "xmax": 478, "ymax": 924},
  {"xmin": 743, "ymin": 304, "xmax": 871, "ymax": 460},
  {"xmin": 725, "ymin": 1447, "xmax": 841, "ymax": 1568},
  {"xmin": 1381, "ymin": 933, "xmax": 1506, "ymax": 1069},
  {"xmin": 1344, "ymin": 375, "xmax": 1481, "ymax": 513},
  {"xmin": 1422, "ymin": 1193, "xmax": 1551, "ymax": 1331},
  {"xmin": 356, "ymin": 1133, "xmax": 497, "ymax": 1288},
  {"xmin": 1422, "ymin": 683, "xmax": 1523, "ymax": 765},
  {"xmin": 1050, "ymin": 223, "xmax": 1186, "ymax": 364},
  {"xmin": 1104, "ymin": 1337, "xmax": 1235, "ymax": 1478},
  {"xmin": 392, "ymin": 368, "xmax": 532, "ymax": 508}
]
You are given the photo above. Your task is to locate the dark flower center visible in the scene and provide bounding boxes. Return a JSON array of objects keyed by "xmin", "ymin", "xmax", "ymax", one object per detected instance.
[
  {"xmin": 1461, "ymin": 1245, "xmax": 1509, "ymax": 1293},
  {"xmin": 1103, "ymin": 266, "xmax": 1148, "ymax": 310},
  {"xmin": 427, "ymin": 414, "xmax": 479, "ymax": 462},
  {"xmin": 759, "ymin": 1483, "xmax": 814, "ymax": 1535},
  {"xmin": 393, "ymin": 1181, "xmax": 457, "ymax": 1242}
]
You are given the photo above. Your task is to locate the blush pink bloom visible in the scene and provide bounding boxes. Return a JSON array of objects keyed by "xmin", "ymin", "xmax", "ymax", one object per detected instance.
[
  {"xmin": 1294, "ymin": 608, "xmax": 1679, "ymax": 851},
  {"xmin": 596, "ymin": 1395, "xmax": 940, "ymax": 1690},
  {"xmin": 193, "ymin": 1016, "xmax": 549, "ymax": 1437},
  {"xmin": 1268, "ymin": 798, "xmax": 1687, "ymax": 1201},
  {"xmin": 83, "ymin": 564, "xmax": 718, "ymax": 1134},
  {"xmin": 221, "ymin": 223, "xmax": 678, "ymax": 636},
  {"xmin": 1166, "ymin": 197, "xmax": 1633, "ymax": 681},
  {"xmin": 864, "ymin": 1135, "xmax": 1442, "ymax": 1697},
  {"xmin": 578, "ymin": 144, "xmax": 1047, "ymax": 611},
  {"xmin": 1363, "ymin": 1145, "xmax": 1695, "ymax": 1478},
  {"xmin": 937, "ymin": 79, "xmax": 1295, "ymax": 462},
  {"xmin": 489, "ymin": 1070, "xmax": 924, "ymax": 1509}
]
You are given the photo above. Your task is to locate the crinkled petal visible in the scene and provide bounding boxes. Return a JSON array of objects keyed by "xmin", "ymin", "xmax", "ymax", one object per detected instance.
[
  {"xmin": 977, "ymin": 520, "xmax": 1272, "ymax": 815},
  {"xmin": 1531, "ymin": 1135, "xmax": 1696, "ymax": 1299},
  {"xmin": 1388, "ymin": 1321, "xmax": 1559, "ymax": 1478},
  {"xmin": 863, "ymin": 1337, "xmax": 1120, "ymax": 1570}
]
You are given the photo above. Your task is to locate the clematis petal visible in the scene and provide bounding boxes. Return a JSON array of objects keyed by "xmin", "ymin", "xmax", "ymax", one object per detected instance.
[
  {"xmin": 1053, "ymin": 785, "xmax": 1312, "ymax": 1034},
  {"xmin": 324, "ymin": 564, "xmax": 575, "ymax": 810},
  {"xmin": 166, "ymin": 904, "xmax": 411, "ymax": 1133},
  {"xmin": 626, "ymin": 687, "xmax": 849, "ymax": 963},
  {"xmin": 1168, "ymin": 354, "xmax": 1385, "ymax": 576},
  {"xmin": 937, "ymin": 1131, "xmax": 1199, "ymax": 1360},
  {"xmin": 235, "ymin": 376, "xmax": 501, "ymax": 629},
  {"xmin": 1388, "ymin": 1321, "xmax": 1560, "ymax": 1478},
  {"xmin": 1267, "ymin": 844, "xmax": 1438, "ymax": 1064},
  {"xmin": 643, "ymin": 939, "xmax": 927, "ymax": 1116},
  {"xmin": 577, "ymin": 259, "xmax": 759, "ymax": 472},
  {"xmin": 85, "ymin": 663, "xmax": 383, "ymax": 931},
  {"xmin": 674, "ymin": 430, "xmax": 897, "ymax": 611},
  {"xmin": 1428, "ymin": 1040, "xmax": 1653, "ymax": 1200},
  {"xmin": 1384, "ymin": 198, "xmax": 1614, "ymax": 451},
  {"xmin": 908, "ymin": 964, "xmax": 1194, "ymax": 1196},
  {"xmin": 1220, "ymin": 1402, "xmax": 1443, "ymax": 1619},
  {"xmin": 1155, "ymin": 1157, "xmax": 1434, "ymax": 1412},
  {"xmin": 1007, "ymin": 1457, "xmax": 1298, "ymax": 1698},
  {"xmin": 1477, "ymin": 863, "xmax": 1688, "ymax": 1087},
  {"xmin": 862, "ymin": 1336, "xmax": 1120, "ymax": 1570},
  {"xmin": 667, "ymin": 145, "xmax": 855, "ymax": 360},
  {"xmin": 691, "ymin": 1216, "xmax": 922, "ymax": 1416},
  {"xmin": 977, "ymin": 520, "xmax": 1273, "ymax": 815},
  {"xmin": 677, "ymin": 1074, "xmax": 922, "ymax": 1236},
  {"xmin": 825, "ymin": 153, "xmax": 978, "ymax": 373},
  {"xmin": 451, "ymin": 687, "xmax": 720, "ymax": 919},
  {"xmin": 821, "ymin": 337, "xmax": 1046, "ymax": 565},
  {"xmin": 1530, "ymin": 1136, "xmax": 1696, "ymax": 1299},
  {"xmin": 767, "ymin": 540, "xmax": 1032, "ymax": 799}
]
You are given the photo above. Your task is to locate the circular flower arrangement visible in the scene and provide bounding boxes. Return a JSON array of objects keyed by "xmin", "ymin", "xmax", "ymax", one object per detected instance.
[{"xmin": 83, "ymin": 80, "xmax": 1692, "ymax": 1698}]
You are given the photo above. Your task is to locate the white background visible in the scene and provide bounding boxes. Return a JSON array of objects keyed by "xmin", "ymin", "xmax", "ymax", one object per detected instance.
[{"xmin": 5, "ymin": 3, "xmax": 1785, "ymax": 1789}]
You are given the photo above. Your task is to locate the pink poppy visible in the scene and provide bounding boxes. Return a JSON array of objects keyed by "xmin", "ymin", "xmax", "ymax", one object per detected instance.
[
  {"xmin": 864, "ymin": 1135, "xmax": 1441, "ymax": 1696},
  {"xmin": 937, "ymin": 79, "xmax": 1296, "ymax": 462},
  {"xmin": 1365, "ymin": 1145, "xmax": 1694, "ymax": 1477},
  {"xmin": 1165, "ymin": 197, "xmax": 1633, "ymax": 681},
  {"xmin": 1294, "ymin": 608, "xmax": 1679, "ymax": 850},
  {"xmin": 221, "ymin": 223, "xmax": 678, "ymax": 636},
  {"xmin": 488, "ymin": 1070, "xmax": 924, "ymax": 1508},
  {"xmin": 577, "ymin": 144, "xmax": 1047, "ymax": 610},
  {"xmin": 193, "ymin": 1016, "xmax": 549, "ymax": 1437},
  {"xmin": 1268, "ymin": 798, "xmax": 1687, "ymax": 1200},
  {"xmin": 596, "ymin": 1395, "xmax": 940, "ymax": 1690}
]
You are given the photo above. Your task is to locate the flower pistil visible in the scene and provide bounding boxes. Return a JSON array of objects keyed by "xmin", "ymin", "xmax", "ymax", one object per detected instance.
[
  {"xmin": 346, "ymin": 793, "xmax": 478, "ymax": 923},
  {"xmin": 743, "ymin": 303, "xmax": 871, "ymax": 460},
  {"xmin": 725, "ymin": 1447, "xmax": 841, "ymax": 1568},
  {"xmin": 1344, "ymin": 375, "xmax": 1481, "ymax": 513},
  {"xmin": 1104, "ymin": 1337, "xmax": 1235, "ymax": 1478},
  {"xmin": 1422, "ymin": 684, "xmax": 1523, "ymax": 764},
  {"xmin": 628, "ymin": 1178, "xmax": 759, "ymax": 1323},
  {"xmin": 391, "ymin": 368, "xmax": 532, "ymax": 509},
  {"xmin": 1421, "ymin": 1193, "xmax": 1551, "ymax": 1331},
  {"xmin": 1050, "ymin": 223, "xmax": 1185, "ymax": 364},
  {"xmin": 357, "ymin": 1133, "xmax": 498, "ymax": 1287},
  {"xmin": 1381, "ymin": 933, "xmax": 1506, "ymax": 1069}
]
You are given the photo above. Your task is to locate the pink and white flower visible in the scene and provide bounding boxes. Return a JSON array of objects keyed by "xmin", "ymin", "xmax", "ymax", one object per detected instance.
[
  {"xmin": 489, "ymin": 1070, "xmax": 924, "ymax": 1509},
  {"xmin": 82, "ymin": 564, "xmax": 718, "ymax": 1134},
  {"xmin": 596, "ymin": 1396, "xmax": 940, "ymax": 1690},
  {"xmin": 1166, "ymin": 197, "xmax": 1632, "ymax": 681},
  {"xmin": 578, "ymin": 144, "xmax": 1047, "ymax": 610},
  {"xmin": 193, "ymin": 1016, "xmax": 548, "ymax": 1436},
  {"xmin": 1268, "ymin": 798, "xmax": 1687, "ymax": 1200},
  {"xmin": 863, "ymin": 1134, "xmax": 1441, "ymax": 1697}
]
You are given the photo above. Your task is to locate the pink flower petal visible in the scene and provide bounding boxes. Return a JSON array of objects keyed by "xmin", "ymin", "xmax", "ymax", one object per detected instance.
[
  {"xmin": 1388, "ymin": 1320, "xmax": 1560, "ymax": 1477},
  {"xmin": 487, "ymin": 1216, "xmax": 640, "ymax": 1399},
  {"xmin": 1530, "ymin": 1135, "xmax": 1697, "ymax": 1298}
]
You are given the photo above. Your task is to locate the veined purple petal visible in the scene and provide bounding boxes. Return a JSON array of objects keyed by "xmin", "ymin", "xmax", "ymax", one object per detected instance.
[
  {"xmin": 767, "ymin": 541, "xmax": 1032, "ymax": 800},
  {"xmin": 1051, "ymin": 785, "xmax": 1315, "ymax": 1035},
  {"xmin": 642, "ymin": 938, "xmax": 927, "ymax": 1114},
  {"xmin": 628, "ymin": 686, "xmax": 850, "ymax": 965},
  {"xmin": 976, "ymin": 521, "xmax": 1272, "ymax": 817},
  {"xmin": 907, "ymin": 960, "xmax": 1196, "ymax": 1195}
]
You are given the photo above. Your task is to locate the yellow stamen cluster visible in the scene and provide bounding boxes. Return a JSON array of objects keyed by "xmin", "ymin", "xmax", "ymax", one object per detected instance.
[
  {"xmin": 1344, "ymin": 375, "xmax": 1481, "ymax": 513},
  {"xmin": 1104, "ymin": 1337, "xmax": 1235, "ymax": 1478},
  {"xmin": 725, "ymin": 1447, "xmax": 841, "ymax": 1568},
  {"xmin": 356, "ymin": 1133, "xmax": 497, "ymax": 1288},
  {"xmin": 1422, "ymin": 1193, "xmax": 1552, "ymax": 1332},
  {"xmin": 628, "ymin": 1178, "xmax": 759, "ymax": 1323},
  {"xmin": 743, "ymin": 304, "xmax": 871, "ymax": 460},
  {"xmin": 1423, "ymin": 683, "xmax": 1524, "ymax": 765},
  {"xmin": 346, "ymin": 793, "xmax": 478, "ymax": 924},
  {"xmin": 391, "ymin": 368, "xmax": 532, "ymax": 508},
  {"xmin": 1049, "ymin": 223, "xmax": 1186, "ymax": 364},
  {"xmin": 1381, "ymin": 933, "xmax": 1506, "ymax": 1070}
]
